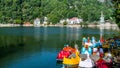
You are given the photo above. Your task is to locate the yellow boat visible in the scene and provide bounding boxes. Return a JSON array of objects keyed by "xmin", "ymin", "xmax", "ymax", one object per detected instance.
[{"xmin": 63, "ymin": 51, "xmax": 80, "ymax": 65}]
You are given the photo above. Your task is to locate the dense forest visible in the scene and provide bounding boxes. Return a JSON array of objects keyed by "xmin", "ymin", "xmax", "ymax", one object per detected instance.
[
  {"xmin": 0, "ymin": 0, "xmax": 117, "ymax": 25},
  {"xmin": 113, "ymin": 0, "xmax": 120, "ymax": 27}
]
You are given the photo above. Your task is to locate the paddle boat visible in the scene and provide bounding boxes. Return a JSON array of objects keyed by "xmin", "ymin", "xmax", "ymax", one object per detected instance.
[
  {"xmin": 102, "ymin": 41, "xmax": 110, "ymax": 49},
  {"xmin": 63, "ymin": 50, "xmax": 80, "ymax": 65},
  {"xmin": 57, "ymin": 36, "xmax": 120, "ymax": 68},
  {"xmin": 56, "ymin": 44, "xmax": 75, "ymax": 61},
  {"xmin": 81, "ymin": 43, "xmax": 92, "ymax": 55},
  {"xmin": 96, "ymin": 54, "xmax": 113, "ymax": 68},
  {"xmin": 79, "ymin": 51, "xmax": 95, "ymax": 68},
  {"xmin": 56, "ymin": 50, "xmax": 71, "ymax": 61},
  {"xmin": 60, "ymin": 44, "xmax": 80, "ymax": 68}
]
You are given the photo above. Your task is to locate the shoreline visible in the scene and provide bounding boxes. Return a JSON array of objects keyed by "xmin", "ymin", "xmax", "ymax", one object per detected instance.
[{"xmin": 0, "ymin": 23, "xmax": 119, "ymax": 30}]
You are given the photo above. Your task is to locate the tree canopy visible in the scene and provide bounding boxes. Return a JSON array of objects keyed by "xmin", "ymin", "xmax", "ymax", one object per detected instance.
[
  {"xmin": 113, "ymin": 0, "xmax": 120, "ymax": 28},
  {"xmin": 0, "ymin": 0, "xmax": 115, "ymax": 24}
]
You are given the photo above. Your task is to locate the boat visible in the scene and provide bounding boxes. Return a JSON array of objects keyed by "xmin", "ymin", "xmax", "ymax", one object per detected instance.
[
  {"xmin": 63, "ymin": 50, "xmax": 80, "ymax": 65},
  {"xmin": 56, "ymin": 50, "xmax": 71, "ymax": 61},
  {"xmin": 57, "ymin": 36, "xmax": 119, "ymax": 67},
  {"xmin": 81, "ymin": 42, "xmax": 93, "ymax": 55},
  {"xmin": 96, "ymin": 57, "xmax": 112, "ymax": 68},
  {"xmin": 56, "ymin": 45, "xmax": 75, "ymax": 61},
  {"xmin": 79, "ymin": 51, "xmax": 95, "ymax": 68},
  {"xmin": 81, "ymin": 46, "xmax": 92, "ymax": 55},
  {"xmin": 102, "ymin": 41, "xmax": 110, "ymax": 48}
]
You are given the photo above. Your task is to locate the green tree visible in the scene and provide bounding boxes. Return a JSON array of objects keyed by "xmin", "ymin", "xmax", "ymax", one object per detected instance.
[
  {"xmin": 0, "ymin": 0, "xmax": 115, "ymax": 25},
  {"xmin": 113, "ymin": 0, "xmax": 120, "ymax": 28}
]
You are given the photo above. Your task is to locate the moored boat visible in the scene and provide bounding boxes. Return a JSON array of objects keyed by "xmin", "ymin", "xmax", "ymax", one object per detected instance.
[
  {"xmin": 57, "ymin": 50, "xmax": 71, "ymax": 61},
  {"xmin": 57, "ymin": 36, "xmax": 120, "ymax": 68},
  {"xmin": 79, "ymin": 51, "xmax": 95, "ymax": 68},
  {"xmin": 63, "ymin": 50, "xmax": 80, "ymax": 65},
  {"xmin": 56, "ymin": 44, "xmax": 75, "ymax": 62}
]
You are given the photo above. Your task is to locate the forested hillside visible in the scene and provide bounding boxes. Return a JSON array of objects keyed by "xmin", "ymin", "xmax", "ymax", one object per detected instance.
[
  {"xmin": 0, "ymin": 0, "xmax": 115, "ymax": 24},
  {"xmin": 113, "ymin": 0, "xmax": 120, "ymax": 27}
]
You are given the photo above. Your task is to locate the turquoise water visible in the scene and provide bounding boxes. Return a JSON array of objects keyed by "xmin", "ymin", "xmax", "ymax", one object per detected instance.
[{"xmin": 0, "ymin": 27, "xmax": 119, "ymax": 68}]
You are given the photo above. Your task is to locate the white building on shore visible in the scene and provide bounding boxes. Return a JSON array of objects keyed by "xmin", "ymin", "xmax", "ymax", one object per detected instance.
[
  {"xmin": 59, "ymin": 17, "xmax": 83, "ymax": 25},
  {"xmin": 43, "ymin": 17, "xmax": 48, "ymax": 25},
  {"xmin": 34, "ymin": 18, "xmax": 40, "ymax": 26},
  {"xmin": 68, "ymin": 17, "xmax": 83, "ymax": 24}
]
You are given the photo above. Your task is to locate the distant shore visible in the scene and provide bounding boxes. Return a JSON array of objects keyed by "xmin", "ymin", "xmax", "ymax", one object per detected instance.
[{"xmin": 0, "ymin": 23, "xmax": 119, "ymax": 30}]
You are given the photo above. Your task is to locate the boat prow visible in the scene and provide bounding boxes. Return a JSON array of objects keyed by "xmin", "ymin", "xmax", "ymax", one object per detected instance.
[{"xmin": 63, "ymin": 51, "xmax": 80, "ymax": 65}]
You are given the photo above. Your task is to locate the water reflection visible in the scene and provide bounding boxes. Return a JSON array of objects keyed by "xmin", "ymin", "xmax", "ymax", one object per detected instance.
[
  {"xmin": 34, "ymin": 27, "xmax": 40, "ymax": 41},
  {"xmin": 43, "ymin": 27, "xmax": 48, "ymax": 42},
  {"xmin": 100, "ymin": 25, "xmax": 104, "ymax": 38},
  {"xmin": 69, "ymin": 27, "xmax": 73, "ymax": 41},
  {"xmin": 75, "ymin": 27, "xmax": 80, "ymax": 40},
  {"xmin": 60, "ymin": 27, "xmax": 64, "ymax": 41},
  {"xmin": 0, "ymin": 27, "xmax": 119, "ymax": 68},
  {"xmin": 66, "ymin": 27, "xmax": 81, "ymax": 41}
]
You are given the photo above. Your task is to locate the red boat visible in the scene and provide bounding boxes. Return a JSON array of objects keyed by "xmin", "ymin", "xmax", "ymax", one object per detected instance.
[
  {"xmin": 56, "ymin": 45, "xmax": 75, "ymax": 61},
  {"xmin": 56, "ymin": 50, "xmax": 71, "ymax": 61},
  {"xmin": 96, "ymin": 58, "xmax": 112, "ymax": 68}
]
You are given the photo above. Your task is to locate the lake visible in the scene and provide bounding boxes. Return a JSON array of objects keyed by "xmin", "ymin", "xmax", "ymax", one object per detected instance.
[{"xmin": 0, "ymin": 27, "xmax": 119, "ymax": 68}]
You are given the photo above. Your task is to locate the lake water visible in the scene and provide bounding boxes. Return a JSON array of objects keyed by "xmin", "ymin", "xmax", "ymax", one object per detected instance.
[{"xmin": 0, "ymin": 27, "xmax": 119, "ymax": 68}]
